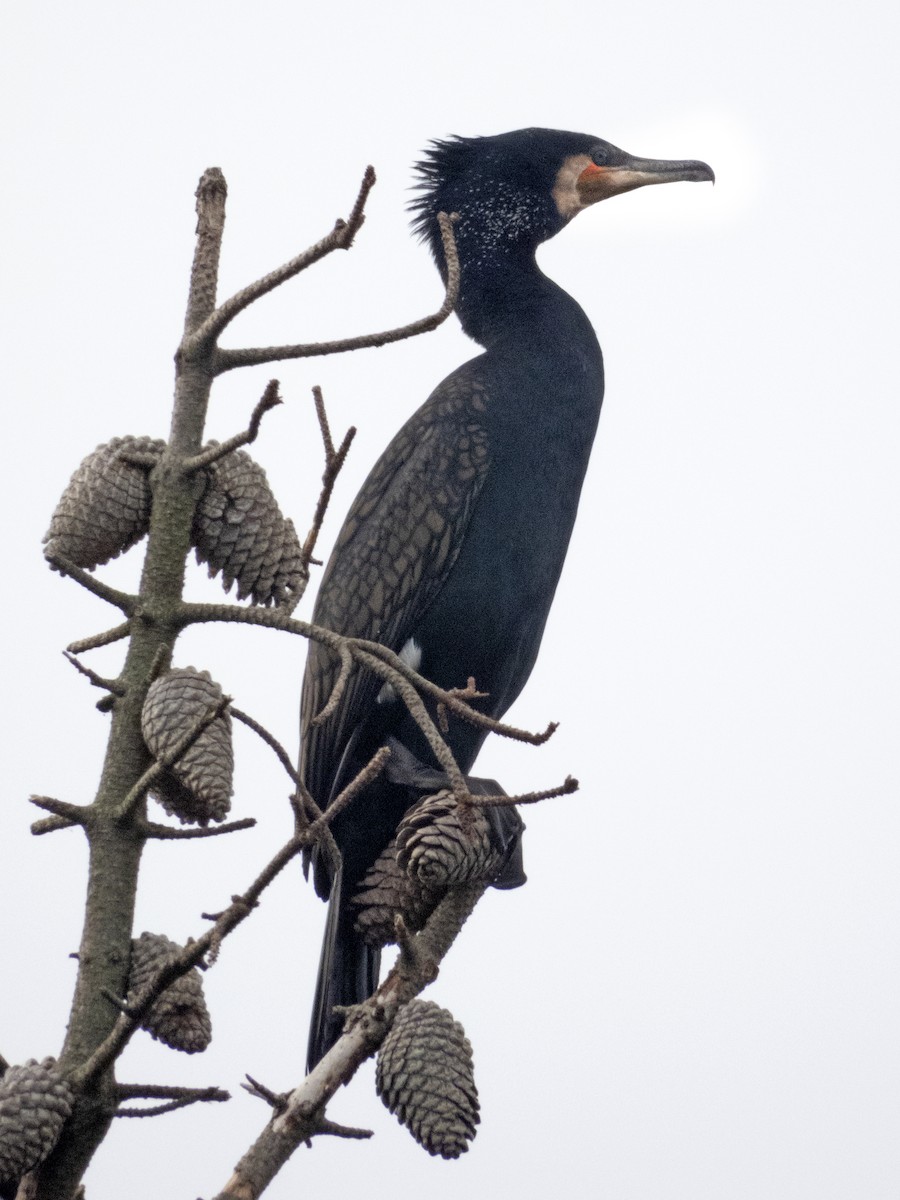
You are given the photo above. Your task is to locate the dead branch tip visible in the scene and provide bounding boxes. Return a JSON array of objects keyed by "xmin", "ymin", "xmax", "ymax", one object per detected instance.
[
  {"xmin": 185, "ymin": 380, "xmax": 283, "ymax": 472},
  {"xmin": 242, "ymin": 1075, "xmax": 288, "ymax": 1113}
]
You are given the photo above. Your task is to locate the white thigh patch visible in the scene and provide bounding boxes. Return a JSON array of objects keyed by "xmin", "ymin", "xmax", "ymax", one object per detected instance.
[{"xmin": 377, "ymin": 637, "xmax": 422, "ymax": 704}]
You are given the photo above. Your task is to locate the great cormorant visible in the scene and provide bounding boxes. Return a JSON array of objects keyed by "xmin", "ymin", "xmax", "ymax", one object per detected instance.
[{"xmin": 302, "ymin": 127, "xmax": 713, "ymax": 1069}]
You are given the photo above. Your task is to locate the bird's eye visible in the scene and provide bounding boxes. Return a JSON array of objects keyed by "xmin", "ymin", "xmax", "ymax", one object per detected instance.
[{"xmin": 590, "ymin": 145, "xmax": 610, "ymax": 166}]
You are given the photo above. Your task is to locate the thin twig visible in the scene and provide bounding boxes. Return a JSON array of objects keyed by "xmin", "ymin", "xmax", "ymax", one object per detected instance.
[
  {"xmin": 115, "ymin": 1083, "xmax": 229, "ymax": 1118},
  {"xmin": 437, "ymin": 676, "xmax": 487, "ymax": 732},
  {"xmin": 114, "ymin": 693, "xmax": 231, "ymax": 820},
  {"xmin": 343, "ymin": 165, "xmax": 376, "ymax": 233},
  {"xmin": 140, "ymin": 818, "xmax": 257, "ymax": 840},
  {"xmin": 306, "ymin": 746, "xmax": 391, "ymax": 838},
  {"xmin": 312, "ymin": 385, "xmax": 334, "ymax": 459},
  {"xmin": 43, "ymin": 553, "xmax": 137, "ymax": 614},
  {"xmin": 118, "ymin": 1083, "xmax": 228, "ymax": 1102},
  {"xmin": 31, "ymin": 815, "xmax": 78, "ymax": 836},
  {"xmin": 299, "ymin": 386, "xmax": 356, "ymax": 577},
  {"xmin": 231, "ymin": 707, "xmax": 299, "ymax": 784},
  {"xmin": 310, "ymin": 644, "xmax": 354, "ymax": 727},
  {"xmin": 213, "ymin": 211, "xmax": 460, "ymax": 374},
  {"xmin": 117, "ymin": 450, "xmax": 162, "ymax": 469},
  {"xmin": 178, "ymin": 601, "xmax": 556, "ymax": 749},
  {"xmin": 468, "ymin": 775, "xmax": 580, "ymax": 808},
  {"xmin": 116, "ymin": 1098, "xmax": 217, "ymax": 1118},
  {"xmin": 242, "ymin": 1076, "xmax": 288, "ymax": 1112},
  {"xmin": 29, "ymin": 796, "xmax": 89, "ymax": 826},
  {"xmin": 291, "ymin": 778, "xmax": 340, "ymax": 877},
  {"xmin": 352, "ymin": 639, "xmax": 559, "ymax": 746},
  {"xmin": 66, "ymin": 622, "xmax": 133, "ymax": 655},
  {"xmin": 62, "ymin": 652, "xmax": 125, "ymax": 696},
  {"xmin": 290, "ymin": 776, "xmax": 323, "ymax": 831},
  {"xmin": 146, "ymin": 644, "xmax": 173, "ymax": 686},
  {"xmin": 184, "ymin": 380, "xmax": 282, "ymax": 472},
  {"xmin": 190, "ymin": 167, "xmax": 376, "ymax": 353},
  {"xmin": 313, "ymin": 1118, "xmax": 373, "ymax": 1140}
]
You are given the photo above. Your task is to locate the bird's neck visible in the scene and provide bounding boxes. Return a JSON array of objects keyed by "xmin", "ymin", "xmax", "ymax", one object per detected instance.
[{"xmin": 454, "ymin": 249, "xmax": 595, "ymax": 353}]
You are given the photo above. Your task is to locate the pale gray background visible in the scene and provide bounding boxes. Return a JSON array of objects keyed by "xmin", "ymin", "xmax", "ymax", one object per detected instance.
[{"xmin": 2, "ymin": 1, "xmax": 898, "ymax": 1197}]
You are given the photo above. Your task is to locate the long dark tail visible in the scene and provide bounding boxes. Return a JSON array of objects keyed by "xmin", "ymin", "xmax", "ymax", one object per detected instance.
[{"xmin": 306, "ymin": 864, "xmax": 380, "ymax": 1073}]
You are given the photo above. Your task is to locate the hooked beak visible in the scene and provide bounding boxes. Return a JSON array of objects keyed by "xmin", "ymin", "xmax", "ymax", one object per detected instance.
[{"xmin": 577, "ymin": 152, "xmax": 715, "ymax": 205}]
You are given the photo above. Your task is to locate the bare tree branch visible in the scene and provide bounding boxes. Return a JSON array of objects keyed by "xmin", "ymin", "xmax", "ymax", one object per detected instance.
[
  {"xmin": 354, "ymin": 641, "xmax": 559, "ymax": 745},
  {"xmin": 29, "ymin": 796, "xmax": 90, "ymax": 828},
  {"xmin": 139, "ymin": 817, "xmax": 257, "ymax": 840},
  {"xmin": 213, "ymin": 212, "xmax": 460, "ymax": 373},
  {"xmin": 313, "ymin": 1118, "xmax": 373, "ymax": 1141},
  {"xmin": 178, "ymin": 603, "xmax": 556, "ymax": 750},
  {"xmin": 211, "ymin": 882, "xmax": 484, "ymax": 1199},
  {"xmin": 62, "ymin": 652, "xmax": 125, "ymax": 696},
  {"xmin": 66, "ymin": 622, "xmax": 133, "ymax": 655},
  {"xmin": 116, "ymin": 450, "xmax": 162, "ymax": 469},
  {"xmin": 184, "ymin": 167, "xmax": 228, "ymax": 337},
  {"xmin": 309, "ymin": 643, "xmax": 354, "ymax": 728},
  {"xmin": 305, "ymin": 745, "xmax": 391, "ymax": 839},
  {"xmin": 188, "ymin": 166, "xmax": 376, "ymax": 353},
  {"xmin": 184, "ymin": 380, "xmax": 282, "ymax": 472},
  {"xmin": 469, "ymin": 774, "xmax": 579, "ymax": 808},
  {"xmin": 31, "ymin": 816, "xmax": 78, "ymax": 836},
  {"xmin": 115, "ymin": 1083, "xmax": 229, "ymax": 1118},
  {"xmin": 43, "ymin": 553, "xmax": 137, "ymax": 614},
  {"xmin": 298, "ymin": 387, "xmax": 356, "ymax": 577},
  {"xmin": 242, "ymin": 1075, "xmax": 287, "ymax": 1112},
  {"xmin": 231, "ymin": 707, "xmax": 299, "ymax": 785}
]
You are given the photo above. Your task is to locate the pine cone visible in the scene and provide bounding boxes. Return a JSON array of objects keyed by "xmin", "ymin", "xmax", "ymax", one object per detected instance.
[
  {"xmin": 396, "ymin": 790, "xmax": 501, "ymax": 888},
  {"xmin": 193, "ymin": 446, "xmax": 306, "ymax": 612},
  {"xmin": 351, "ymin": 839, "xmax": 443, "ymax": 948},
  {"xmin": 128, "ymin": 932, "xmax": 212, "ymax": 1054},
  {"xmin": 376, "ymin": 1000, "xmax": 479, "ymax": 1159},
  {"xmin": 43, "ymin": 435, "xmax": 165, "ymax": 570},
  {"xmin": 0, "ymin": 1058, "xmax": 74, "ymax": 1184},
  {"xmin": 141, "ymin": 668, "xmax": 233, "ymax": 825}
]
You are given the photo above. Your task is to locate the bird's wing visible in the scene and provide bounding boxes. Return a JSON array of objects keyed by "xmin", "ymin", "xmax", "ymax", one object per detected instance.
[{"xmin": 300, "ymin": 367, "xmax": 491, "ymax": 809}]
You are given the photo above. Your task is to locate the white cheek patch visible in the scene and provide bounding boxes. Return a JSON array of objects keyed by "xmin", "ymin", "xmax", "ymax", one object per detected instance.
[
  {"xmin": 377, "ymin": 637, "xmax": 423, "ymax": 704},
  {"xmin": 552, "ymin": 154, "xmax": 594, "ymax": 218}
]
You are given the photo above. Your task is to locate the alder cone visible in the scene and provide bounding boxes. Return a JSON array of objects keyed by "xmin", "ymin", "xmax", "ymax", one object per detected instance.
[
  {"xmin": 193, "ymin": 445, "xmax": 306, "ymax": 611},
  {"xmin": 0, "ymin": 1058, "xmax": 74, "ymax": 1184},
  {"xmin": 128, "ymin": 932, "xmax": 212, "ymax": 1054},
  {"xmin": 141, "ymin": 668, "xmax": 233, "ymax": 825},
  {"xmin": 376, "ymin": 999, "xmax": 479, "ymax": 1159},
  {"xmin": 43, "ymin": 435, "xmax": 165, "ymax": 570},
  {"xmin": 351, "ymin": 838, "xmax": 443, "ymax": 948},
  {"xmin": 396, "ymin": 790, "xmax": 501, "ymax": 888}
]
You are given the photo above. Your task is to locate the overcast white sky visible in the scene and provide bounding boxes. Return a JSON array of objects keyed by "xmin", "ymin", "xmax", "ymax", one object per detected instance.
[{"xmin": 2, "ymin": 2, "xmax": 898, "ymax": 1197}]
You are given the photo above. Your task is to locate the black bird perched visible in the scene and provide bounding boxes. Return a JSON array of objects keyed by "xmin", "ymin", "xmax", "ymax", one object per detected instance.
[{"xmin": 302, "ymin": 127, "xmax": 713, "ymax": 1069}]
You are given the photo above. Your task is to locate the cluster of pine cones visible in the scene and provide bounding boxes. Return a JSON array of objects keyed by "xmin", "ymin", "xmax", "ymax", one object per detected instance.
[
  {"xmin": 0, "ymin": 932, "xmax": 210, "ymax": 1185},
  {"xmin": 350, "ymin": 788, "xmax": 505, "ymax": 1157},
  {"xmin": 37, "ymin": 436, "xmax": 498, "ymax": 1164},
  {"xmin": 43, "ymin": 435, "xmax": 305, "ymax": 611}
]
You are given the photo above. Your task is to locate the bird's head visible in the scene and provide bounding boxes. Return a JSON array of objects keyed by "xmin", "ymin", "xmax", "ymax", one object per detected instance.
[{"xmin": 411, "ymin": 127, "xmax": 714, "ymax": 275}]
